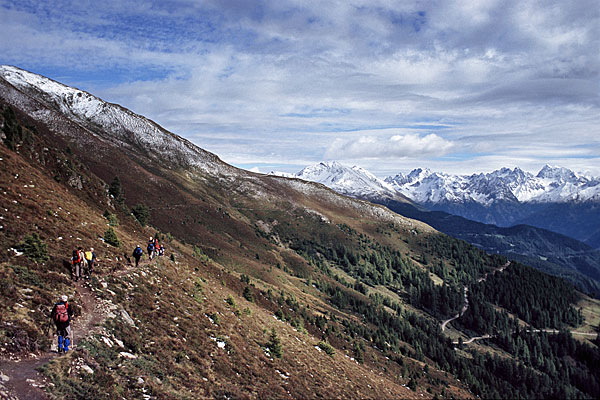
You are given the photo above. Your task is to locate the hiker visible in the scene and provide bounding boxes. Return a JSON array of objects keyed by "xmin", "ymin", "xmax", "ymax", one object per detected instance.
[
  {"xmin": 158, "ymin": 244, "xmax": 165, "ymax": 257},
  {"xmin": 71, "ymin": 247, "xmax": 85, "ymax": 281},
  {"xmin": 50, "ymin": 295, "xmax": 73, "ymax": 353},
  {"xmin": 147, "ymin": 237, "xmax": 155, "ymax": 260},
  {"xmin": 84, "ymin": 247, "xmax": 96, "ymax": 279},
  {"xmin": 132, "ymin": 245, "xmax": 143, "ymax": 267}
]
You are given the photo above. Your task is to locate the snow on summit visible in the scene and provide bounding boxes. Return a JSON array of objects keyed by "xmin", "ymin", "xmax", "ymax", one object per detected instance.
[
  {"xmin": 278, "ymin": 160, "xmax": 600, "ymax": 206},
  {"xmin": 0, "ymin": 65, "xmax": 229, "ymax": 174},
  {"xmin": 270, "ymin": 161, "xmax": 406, "ymax": 202},
  {"xmin": 387, "ymin": 165, "xmax": 600, "ymax": 205}
]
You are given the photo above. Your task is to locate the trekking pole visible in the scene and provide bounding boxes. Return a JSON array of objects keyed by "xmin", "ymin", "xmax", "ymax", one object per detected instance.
[
  {"xmin": 70, "ymin": 319, "xmax": 75, "ymax": 350},
  {"xmin": 47, "ymin": 319, "xmax": 53, "ymax": 337}
]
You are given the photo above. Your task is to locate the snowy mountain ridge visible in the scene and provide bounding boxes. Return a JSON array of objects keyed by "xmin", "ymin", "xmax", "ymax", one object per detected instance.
[
  {"xmin": 0, "ymin": 65, "xmax": 228, "ymax": 174},
  {"xmin": 270, "ymin": 161, "xmax": 408, "ymax": 202},
  {"xmin": 276, "ymin": 161, "xmax": 600, "ymax": 206},
  {"xmin": 386, "ymin": 165, "xmax": 600, "ymax": 205}
]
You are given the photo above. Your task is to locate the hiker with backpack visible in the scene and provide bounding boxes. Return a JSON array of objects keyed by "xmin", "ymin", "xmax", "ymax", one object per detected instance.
[
  {"xmin": 50, "ymin": 295, "xmax": 73, "ymax": 353},
  {"xmin": 71, "ymin": 247, "xmax": 85, "ymax": 281},
  {"xmin": 84, "ymin": 247, "xmax": 96, "ymax": 279},
  {"xmin": 132, "ymin": 245, "xmax": 143, "ymax": 267},
  {"xmin": 147, "ymin": 237, "xmax": 155, "ymax": 260}
]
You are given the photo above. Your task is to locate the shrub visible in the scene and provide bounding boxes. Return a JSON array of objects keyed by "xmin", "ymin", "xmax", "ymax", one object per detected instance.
[
  {"xmin": 103, "ymin": 210, "xmax": 119, "ymax": 226},
  {"xmin": 243, "ymin": 286, "xmax": 253, "ymax": 302},
  {"xmin": 108, "ymin": 177, "xmax": 124, "ymax": 205},
  {"xmin": 274, "ymin": 309, "xmax": 285, "ymax": 321},
  {"xmin": 267, "ymin": 328, "xmax": 283, "ymax": 358},
  {"xmin": 131, "ymin": 204, "xmax": 150, "ymax": 227},
  {"xmin": 103, "ymin": 228, "xmax": 120, "ymax": 247},
  {"xmin": 408, "ymin": 378, "xmax": 417, "ymax": 391},
  {"xmin": 226, "ymin": 295, "xmax": 236, "ymax": 307},
  {"xmin": 207, "ymin": 312, "xmax": 219, "ymax": 325},
  {"xmin": 318, "ymin": 341, "xmax": 335, "ymax": 357},
  {"xmin": 20, "ymin": 233, "xmax": 49, "ymax": 262},
  {"xmin": 2, "ymin": 106, "xmax": 32, "ymax": 150}
]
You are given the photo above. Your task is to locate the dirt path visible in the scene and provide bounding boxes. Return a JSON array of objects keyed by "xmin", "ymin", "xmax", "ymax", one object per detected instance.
[
  {"xmin": 441, "ymin": 261, "xmax": 596, "ymax": 347},
  {"xmin": 527, "ymin": 329, "xmax": 597, "ymax": 337},
  {"xmin": 0, "ymin": 280, "xmax": 104, "ymax": 399},
  {"xmin": 0, "ymin": 259, "xmax": 143, "ymax": 400}
]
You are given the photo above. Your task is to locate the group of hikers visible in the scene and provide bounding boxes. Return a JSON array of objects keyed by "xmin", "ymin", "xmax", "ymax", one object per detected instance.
[
  {"xmin": 55, "ymin": 236, "xmax": 166, "ymax": 353},
  {"xmin": 132, "ymin": 236, "xmax": 165, "ymax": 267},
  {"xmin": 70, "ymin": 247, "xmax": 96, "ymax": 281}
]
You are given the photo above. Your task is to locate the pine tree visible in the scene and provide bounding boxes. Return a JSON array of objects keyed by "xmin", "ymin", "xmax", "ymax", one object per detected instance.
[
  {"xmin": 109, "ymin": 177, "xmax": 124, "ymax": 205},
  {"xmin": 104, "ymin": 227, "xmax": 120, "ymax": 247},
  {"xmin": 21, "ymin": 233, "xmax": 49, "ymax": 262},
  {"xmin": 267, "ymin": 328, "xmax": 283, "ymax": 358},
  {"xmin": 131, "ymin": 204, "xmax": 150, "ymax": 226}
]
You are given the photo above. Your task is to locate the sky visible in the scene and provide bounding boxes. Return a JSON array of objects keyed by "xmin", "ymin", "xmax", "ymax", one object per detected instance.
[{"xmin": 0, "ymin": 0, "xmax": 599, "ymax": 177}]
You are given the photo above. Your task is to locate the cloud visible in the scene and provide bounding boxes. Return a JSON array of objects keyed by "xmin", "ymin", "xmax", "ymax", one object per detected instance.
[
  {"xmin": 0, "ymin": 0, "xmax": 598, "ymax": 176},
  {"xmin": 325, "ymin": 133, "xmax": 455, "ymax": 160}
]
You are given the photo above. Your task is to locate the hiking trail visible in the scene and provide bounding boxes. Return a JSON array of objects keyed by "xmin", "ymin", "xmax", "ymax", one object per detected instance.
[{"xmin": 0, "ymin": 259, "xmax": 144, "ymax": 399}]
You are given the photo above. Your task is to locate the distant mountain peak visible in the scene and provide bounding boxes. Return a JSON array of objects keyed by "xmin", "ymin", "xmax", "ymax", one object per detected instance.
[
  {"xmin": 536, "ymin": 164, "xmax": 577, "ymax": 181},
  {"xmin": 273, "ymin": 161, "xmax": 410, "ymax": 203}
]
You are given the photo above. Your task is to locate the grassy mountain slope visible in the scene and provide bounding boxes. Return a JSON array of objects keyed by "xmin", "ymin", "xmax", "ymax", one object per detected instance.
[
  {"xmin": 0, "ymin": 108, "xmax": 455, "ymax": 398},
  {"xmin": 0, "ymin": 82, "xmax": 469, "ymax": 397}
]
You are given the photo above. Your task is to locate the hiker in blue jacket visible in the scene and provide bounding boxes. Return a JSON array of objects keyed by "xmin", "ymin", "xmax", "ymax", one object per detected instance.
[
  {"xmin": 132, "ymin": 245, "xmax": 143, "ymax": 267},
  {"xmin": 50, "ymin": 295, "xmax": 74, "ymax": 353}
]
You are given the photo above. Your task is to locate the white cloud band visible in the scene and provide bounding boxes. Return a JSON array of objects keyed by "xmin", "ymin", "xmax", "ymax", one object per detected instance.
[{"xmin": 325, "ymin": 133, "xmax": 455, "ymax": 159}]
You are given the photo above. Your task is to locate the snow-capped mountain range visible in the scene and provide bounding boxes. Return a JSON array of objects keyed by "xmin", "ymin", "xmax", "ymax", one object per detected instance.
[
  {"xmin": 386, "ymin": 166, "xmax": 600, "ymax": 205},
  {"xmin": 271, "ymin": 161, "xmax": 409, "ymax": 202},
  {"xmin": 274, "ymin": 162, "xmax": 600, "ymax": 247},
  {"xmin": 274, "ymin": 162, "xmax": 600, "ymax": 206}
]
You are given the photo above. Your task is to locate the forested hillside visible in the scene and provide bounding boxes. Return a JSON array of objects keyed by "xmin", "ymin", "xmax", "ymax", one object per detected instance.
[{"xmin": 379, "ymin": 199, "xmax": 600, "ymax": 296}]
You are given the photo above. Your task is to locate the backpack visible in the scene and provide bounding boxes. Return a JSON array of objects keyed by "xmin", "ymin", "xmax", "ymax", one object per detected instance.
[
  {"xmin": 54, "ymin": 303, "xmax": 69, "ymax": 323},
  {"xmin": 72, "ymin": 250, "xmax": 81, "ymax": 263},
  {"xmin": 85, "ymin": 251, "xmax": 93, "ymax": 261},
  {"xmin": 147, "ymin": 243, "xmax": 155, "ymax": 251},
  {"xmin": 134, "ymin": 247, "xmax": 143, "ymax": 257}
]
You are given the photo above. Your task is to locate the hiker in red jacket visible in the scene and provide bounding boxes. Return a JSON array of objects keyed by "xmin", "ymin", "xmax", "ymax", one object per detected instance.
[
  {"xmin": 50, "ymin": 295, "xmax": 74, "ymax": 353},
  {"xmin": 71, "ymin": 247, "xmax": 86, "ymax": 281}
]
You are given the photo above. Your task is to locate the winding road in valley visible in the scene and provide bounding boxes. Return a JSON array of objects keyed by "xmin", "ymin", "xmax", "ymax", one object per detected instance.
[
  {"xmin": 440, "ymin": 261, "xmax": 598, "ymax": 346},
  {"xmin": 441, "ymin": 261, "xmax": 510, "ymax": 333}
]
